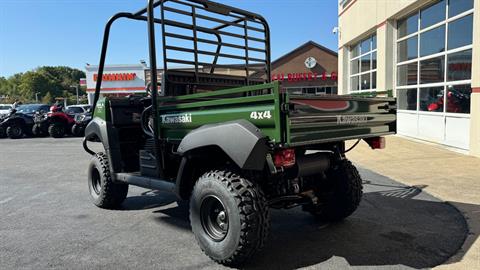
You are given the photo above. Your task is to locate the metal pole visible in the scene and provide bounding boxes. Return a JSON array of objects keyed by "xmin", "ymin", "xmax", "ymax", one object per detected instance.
[
  {"xmin": 76, "ymin": 85, "xmax": 79, "ymax": 104},
  {"xmin": 147, "ymin": 0, "xmax": 164, "ymax": 178}
]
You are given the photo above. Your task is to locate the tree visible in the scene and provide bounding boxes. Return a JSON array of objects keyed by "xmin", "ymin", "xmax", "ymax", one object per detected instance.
[
  {"xmin": 18, "ymin": 71, "xmax": 55, "ymax": 100},
  {"xmin": 0, "ymin": 66, "xmax": 86, "ymax": 103},
  {"xmin": 42, "ymin": 92, "xmax": 53, "ymax": 104}
]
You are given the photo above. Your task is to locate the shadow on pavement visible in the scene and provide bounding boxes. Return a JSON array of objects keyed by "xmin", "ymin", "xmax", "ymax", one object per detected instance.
[
  {"xmin": 245, "ymin": 192, "xmax": 469, "ymax": 270},
  {"xmin": 119, "ymin": 169, "xmax": 474, "ymax": 269},
  {"xmin": 121, "ymin": 190, "xmax": 177, "ymax": 211}
]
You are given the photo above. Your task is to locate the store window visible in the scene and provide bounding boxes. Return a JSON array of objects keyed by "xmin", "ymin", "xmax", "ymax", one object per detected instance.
[
  {"xmin": 397, "ymin": 88, "xmax": 418, "ymax": 110},
  {"xmin": 397, "ymin": 62, "xmax": 418, "ymax": 86},
  {"xmin": 420, "ymin": 56, "xmax": 445, "ymax": 84},
  {"xmin": 419, "ymin": 87, "xmax": 444, "ymax": 112},
  {"xmin": 447, "ymin": 49, "xmax": 472, "ymax": 81},
  {"xmin": 397, "ymin": 36, "xmax": 418, "ymax": 62},
  {"xmin": 448, "ymin": 15, "xmax": 473, "ymax": 50},
  {"xmin": 420, "ymin": 0, "xmax": 446, "ymax": 29},
  {"xmin": 449, "ymin": 0, "xmax": 473, "ymax": 17},
  {"xmin": 349, "ymin": 34, "xmax": 377, "ymax": 92},
  {"xmin": 419, "ymin": 26, "xmax": 445, "ymax": 57},
  {"xmin": 396, "ymin": 0, "xmax": 473, "ymax": 114},
  {"xmin": 446, "ymin": 84, "xmax": 471, "ymax": 113}
]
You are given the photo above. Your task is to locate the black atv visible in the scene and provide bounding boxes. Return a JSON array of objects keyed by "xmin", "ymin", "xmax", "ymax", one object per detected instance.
[
  {"xmin": 0, "ymin": 104, "xmax": 50, "ymax": 139},
  {"xmin": 31, "ymin": 111, "xmax": 50, "ymax": 137},
  {"xmin": 71, "ymin": 111, "xmax": 92, "ymax": 137},
  {"xmin": 0, "ymin": 114, "xmax": 9, "ymax": 138}
]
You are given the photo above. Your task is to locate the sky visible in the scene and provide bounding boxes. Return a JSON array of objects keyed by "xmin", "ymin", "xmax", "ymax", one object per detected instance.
[{"xmin": 0, "ymin": 0, "xmax": 339, "ymax": 77}]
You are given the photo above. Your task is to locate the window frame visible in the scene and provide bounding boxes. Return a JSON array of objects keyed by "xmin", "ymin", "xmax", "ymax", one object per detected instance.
[
  {"xmin": 395, "ymin": 0, "xmax": 473, "ymax": 117},
  {"xmin": 348, "ymin": 34, "xmax": 378, "ymax": 93}
]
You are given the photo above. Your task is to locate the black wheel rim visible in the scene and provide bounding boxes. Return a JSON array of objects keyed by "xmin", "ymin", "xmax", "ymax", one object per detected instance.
[
  {"xmin": 200, "ymin": 195, "xmax": 229, "ymax": 241},
  {"xmin": 91, "ymin": 168, "xmax": 102, "ymax": 195}
]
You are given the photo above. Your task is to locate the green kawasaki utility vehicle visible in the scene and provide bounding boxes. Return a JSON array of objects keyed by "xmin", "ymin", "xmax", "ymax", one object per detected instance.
[{"xmin": 84, "ymin": 0, "xmax": 396, "ymax": 266}]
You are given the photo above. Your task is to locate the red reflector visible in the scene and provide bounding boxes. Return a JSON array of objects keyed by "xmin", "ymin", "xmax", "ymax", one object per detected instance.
[
  {"xmin": 273, "ymin": 149, "xmax": 296, "ymax": 168},
  {"xmin": 365, "ymin": 137, "xmax": 386, "ymax": 149}
]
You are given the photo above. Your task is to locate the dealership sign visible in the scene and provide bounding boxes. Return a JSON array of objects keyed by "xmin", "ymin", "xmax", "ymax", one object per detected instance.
[
  {"xmin": 93, "ymin": 73, "xmax": 137, "ymax": 82},
  {"xmin": 271, "ymin": 71, "xmax": 337, "ymax": 82}
]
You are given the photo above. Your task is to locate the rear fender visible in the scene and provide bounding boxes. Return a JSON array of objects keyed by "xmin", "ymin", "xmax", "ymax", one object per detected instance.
[
  {"xmin": 49, "ymin": 115, "xmax": 69, "ymax": 127},
  {"xmin": 177, "ymin": 119, "xmax": 268, "ymax": 171},
  {"xmin": 175, "ymin": 120, "xmax": 268, "ymax": 199},
  {"xmin": 1, "ymin": 116, "xmax": 26, "ymax": 128}
]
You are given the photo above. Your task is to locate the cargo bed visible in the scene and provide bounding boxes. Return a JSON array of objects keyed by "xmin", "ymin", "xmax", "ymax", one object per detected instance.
[
  {"xmin": 155, "ymin": 82, "xmax": 396, "ymax": 148},
  {"xmin": 285, "ymin": 95, "xmax": 396, "ymax": 146}
]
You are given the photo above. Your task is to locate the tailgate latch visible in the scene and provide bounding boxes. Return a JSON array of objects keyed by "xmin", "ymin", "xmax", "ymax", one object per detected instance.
[{"xmin": 281, "ymin": 103, "xmax": 290, "ymax": 113}]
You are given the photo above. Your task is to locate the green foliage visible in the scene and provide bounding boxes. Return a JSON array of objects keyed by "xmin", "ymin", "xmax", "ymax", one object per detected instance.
[
  {"xmin": 42, "ymin": 92, "xmax": 53, "ymax": 104},
  {"xmin": 0, "ymin": 66, "xmax": 86, "ymax": 103}
]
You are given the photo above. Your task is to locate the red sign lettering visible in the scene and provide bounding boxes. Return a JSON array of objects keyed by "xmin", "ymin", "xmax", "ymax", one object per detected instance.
[
  {"xmin": 271, "ymin": 72, "xmax": 338, "ymax": 82},
  {"xmin": 93, "ymin": 73, "xmax": 137, "ymax": 82}
]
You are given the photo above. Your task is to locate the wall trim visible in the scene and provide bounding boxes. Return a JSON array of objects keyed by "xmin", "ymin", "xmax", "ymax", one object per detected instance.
[
  {"xmin": 377, "ymin": 20, "xmax": 387, "ymax": 28},
  {"xmin": 339, "ymin": 0, "xmax": 358, "ymax": 17}
]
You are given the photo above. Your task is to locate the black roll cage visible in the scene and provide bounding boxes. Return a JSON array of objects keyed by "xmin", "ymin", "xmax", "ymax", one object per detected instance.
[
  {"xmin": 91, "ymin": 0, "xmax": 271, "ymax": 177},
  {"xmin": 93, "ymin": 0, "xmax": 272, "ymax": 112}
]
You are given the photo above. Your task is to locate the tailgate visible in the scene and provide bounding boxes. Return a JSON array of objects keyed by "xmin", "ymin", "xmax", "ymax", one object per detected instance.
[{"xmin": 286, "ymin": 95, "xmax": 396, "ymax": 146}]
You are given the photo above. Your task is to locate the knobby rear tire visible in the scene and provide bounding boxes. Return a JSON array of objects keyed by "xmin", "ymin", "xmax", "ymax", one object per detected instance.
[{"xmin": 189, "ymin": 170, "xmax": 270, "ymax": 267}]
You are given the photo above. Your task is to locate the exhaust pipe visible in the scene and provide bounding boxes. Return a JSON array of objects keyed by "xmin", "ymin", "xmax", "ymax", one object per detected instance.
[{"xmin": 295, "ymin": 153, "xmax": 330, "ymax": 177}]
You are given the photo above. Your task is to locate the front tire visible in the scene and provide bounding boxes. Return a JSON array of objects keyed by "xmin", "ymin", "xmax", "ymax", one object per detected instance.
[
  {"xmin": 87, "ymin": 153, "xmax": 128, "ymax": 209},
  {"xmin": 32, "ymin": 123, "xmax": 48, "ymax": 137},
  {"xmin": 303, "ymin": 159, "xmax": 363, "ymax": 222},
  {"xmin": 48, "ymin": 123, "xmax": 65, "ymax": 138},
  {"xmin": 71, "ymin": 124, "xmax": 84, "ymax": 137},
  {"xmin": 190, "ymin": 170, "xmax": 270, "ymax": 266},
  {"xmin": 6, "ymin": 125, "xmax": 23, "ymax": 139}
]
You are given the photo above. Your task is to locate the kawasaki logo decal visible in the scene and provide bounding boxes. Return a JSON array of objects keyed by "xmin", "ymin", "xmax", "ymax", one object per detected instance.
[
  {"xmin": 161, "ymin": 113, "xmax": 192, "ymax": 124},
  {"xmin": 337, "ymin": 115, "xmax": 368, "ymax": 125}
]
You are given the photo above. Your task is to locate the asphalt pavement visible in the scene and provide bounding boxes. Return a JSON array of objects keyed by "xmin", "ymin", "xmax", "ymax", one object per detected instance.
[{"xmin": 0, "ymin": 137, "xmax": 468, "ymax": 269}]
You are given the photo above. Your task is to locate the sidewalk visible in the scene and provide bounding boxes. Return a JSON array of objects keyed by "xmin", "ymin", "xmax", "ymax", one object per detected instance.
[{"xmin": 347, "ymin": 136, "xmax": 480, "ymax": 270}]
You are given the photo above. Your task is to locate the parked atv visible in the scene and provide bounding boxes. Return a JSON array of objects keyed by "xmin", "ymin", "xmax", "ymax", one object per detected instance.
[
  {"xmin": 0, "ymin": 112, "xmax": 11, "ymax": 138},
  {"xmin": 71, "ymin": 111, "xmax": 92, "ymax": 137},
  {"xmin": 427, "ymin": 88, "xmax": 471, "ymax": 113},
  {"xmin": 0, "ymin": 104, "xmax": 50, "ymax": 139},
  {"xmin": 33, "ymin": 105, "xmax": 76, "ymax": 138},
  {"xmin": 31, "ymin": 111, "xmax": 50, "ymax": 137}
]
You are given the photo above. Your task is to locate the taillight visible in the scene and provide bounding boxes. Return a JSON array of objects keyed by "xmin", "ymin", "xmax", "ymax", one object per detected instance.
[
  {"xmin": 364, "ymin": 137, "xmax": 386, "ymax": 149},
  {"xmin": 273, "ymin": 148, "xmax": 296, "ymax": 168}
]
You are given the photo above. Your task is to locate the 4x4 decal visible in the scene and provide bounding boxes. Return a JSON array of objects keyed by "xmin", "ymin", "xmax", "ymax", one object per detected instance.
[{"xmin": 250, "ymin": 111, "xmax": 272, "ymax": 120}]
